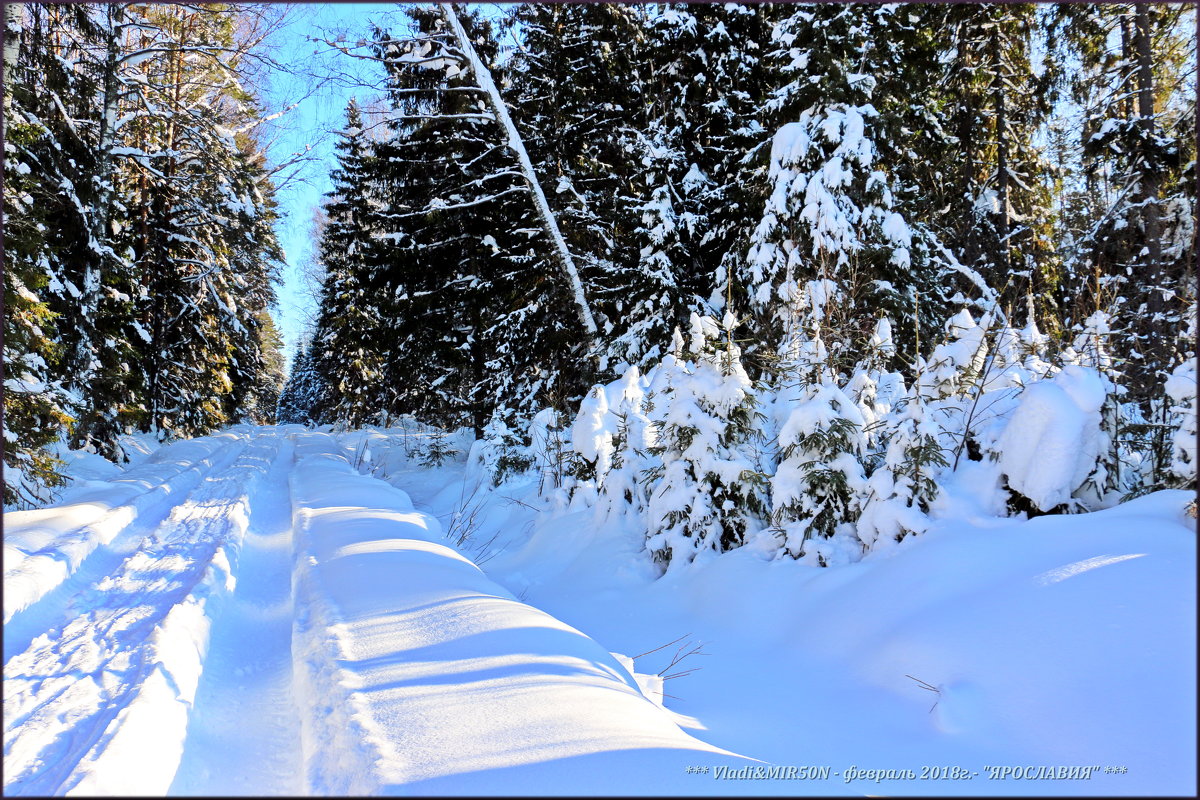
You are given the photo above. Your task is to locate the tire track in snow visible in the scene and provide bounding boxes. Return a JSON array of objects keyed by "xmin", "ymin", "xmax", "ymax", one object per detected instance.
[
  {"xmin": 287, "ymin": 434, "xmax": 758, "ymax": 795},
  {"xmin": 2, "ymin": 434, "xmax": 279, "ymax": 796},
  {"xmin": 169, "ymin": 434, "xmax": 303, "ymax": 796},
  {"xmin": 3, "ymin": 434, "xmax": 249, "ymax": 663},
  {"xmin": 3, "ymin": 433, "xmax": 249, "ymax": 625}
]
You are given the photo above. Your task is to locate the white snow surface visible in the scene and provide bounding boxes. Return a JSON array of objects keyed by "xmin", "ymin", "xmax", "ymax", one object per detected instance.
[
  {"xmin": 5, "ymin": 428, "xmax": 757, "ymax": 796},
  {"xmin": 288, "ymin": 433, "xmax": 755, "ymax": 795},
  {"xmin": 4, "ymin": 425, "xmax": 1195, "ymax": 796},
  {"xmin": 997, "ymin": 366, "xmax": 1107, "ymax": 511}
]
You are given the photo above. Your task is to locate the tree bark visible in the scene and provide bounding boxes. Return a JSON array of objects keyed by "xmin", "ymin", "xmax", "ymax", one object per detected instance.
[
  {"xmin": 1131, "ymin": 2, "xmax": 1169, "ymax": 403},
  {"xmin": 991, "ymin": 24, "xmax": 1011, "ymax": 285},
  {"xmin": 1134, "ymin": 3, "xmax": 1162, "ymax": 316},
  {"xmin": 3, "ymin": 4, "xmax": 22, "ymax": 112}
]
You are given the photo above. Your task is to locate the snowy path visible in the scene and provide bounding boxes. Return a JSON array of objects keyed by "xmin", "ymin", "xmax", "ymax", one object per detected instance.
[
  {"xmin": 288, "ymin": 433, "xmax": 756, "ymax": 795},
  {"xmin": 4, "ymin": 434, "xmax": 276, "ymax": 795},
  {"xmin": 169, "ymin": 436, "xmax": 303, "ymax": 795},
  {"xmin": 3, "ymin": 433, "xmax": 247, "ymax": 625},
  {"xmin": 3, "ymin": 429, "xmax": 756, "ymax": 796}
]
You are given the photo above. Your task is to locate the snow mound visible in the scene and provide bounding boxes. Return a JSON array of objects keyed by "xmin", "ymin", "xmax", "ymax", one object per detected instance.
[
  {"xmin": 288, "ymin": 432, "xmax": 760, "ymax": 795},
  {"xmin": 997, "ymin": 366, "xmax": 1106, "ymax": 510}
]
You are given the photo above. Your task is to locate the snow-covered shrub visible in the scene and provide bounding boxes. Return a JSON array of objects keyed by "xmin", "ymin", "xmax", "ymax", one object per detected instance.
[
  {"xmin": 1016, "ymin": 293, "xmax": 1054, "ymax": 377},
  {"xmin": 995, "ymin": 365, "xmax": 1109, "ymax": 513},
  {"xmin": 644, "ymin": 314, "xmax": 768, "ymax": 571},
  {"xmin": 857, "ymin": 389, "xmax": 948, "ymax": 549},
  {"xmin": 771, "ymin": 383, "xmax": 867, "ymax": 564},
  {"xmin": 846, "ymin": 316, "xmax": 907, "ymax": 452},
  {"xmin": 419, "ymin": 428, "xmax": 458, "ymax": 467},
  {"xmin": 528, "ymin": 407, "xmax": 573, "ymax": 492},
  {"xmin": 593, "ymin": 366, "xmax": 656, "ymax": 527},
  {"xmin": 915, "ymin": 309, "xmax": 1029, "ymax": 471},
  {"xmin": 1163, "ymin": 306, "xmax": 1198, "ymax": 489},
  {"xmin": 1164, "ymin": 358, "xmax": 1198, "ymax": 489},
  {"xmin": 467, "ymin": 412, "xmax": 534, "ymax": 487},
  {"xmin": 571, "ymin": 384, "xmax": 617, "ymax": 488},
  {"xmin": 917, "ymin": 309, "xmax": 989, "ymax": 403}
]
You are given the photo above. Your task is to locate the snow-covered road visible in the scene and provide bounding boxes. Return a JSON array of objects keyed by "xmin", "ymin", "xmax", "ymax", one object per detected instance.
[{"xmin": 2, "ymin": 428, "xmax": 757, "ymax": 796}]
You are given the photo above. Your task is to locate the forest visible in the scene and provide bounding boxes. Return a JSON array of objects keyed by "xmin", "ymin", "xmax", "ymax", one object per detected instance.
[
  {"xmin": 2, "ymin": 4, "xmax": 1196, "ymax": 795},
  {"xmin": 4, "ymin": 2, "xmax": 1197, "ymax": 563},
  {"xmin": 275, "ymin": 2, "xmax": 1197, "ymax": 566}
]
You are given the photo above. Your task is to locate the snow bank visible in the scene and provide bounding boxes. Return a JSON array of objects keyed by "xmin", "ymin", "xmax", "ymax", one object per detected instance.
[
  {"xmin": 288, "ymin": 432, "xmax": 760, "ymax": 795},
  {"xmin": 477, "ymin": 482, "xmax": 1195, "ymax": 797}
]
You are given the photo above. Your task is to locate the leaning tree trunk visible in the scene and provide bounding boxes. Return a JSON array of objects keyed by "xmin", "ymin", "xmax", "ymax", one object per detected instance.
[{"xmin": 440, "ymin": 3, "xmax": 601, "ymax": 361}]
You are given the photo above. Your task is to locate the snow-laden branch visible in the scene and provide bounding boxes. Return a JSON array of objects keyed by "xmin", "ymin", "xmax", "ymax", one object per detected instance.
[{"xmin": 380, "ymin": 186, "xmax": 530, "ymax": 220}]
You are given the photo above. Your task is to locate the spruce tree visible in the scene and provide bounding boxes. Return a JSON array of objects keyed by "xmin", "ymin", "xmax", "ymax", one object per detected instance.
[
  {"xmin": 743, "ymin": 3, "xmax": 959, "ymax": 371},
  {"xmin": 644, "ymin": 314, "xmax": 767, "ymax": 570},
  {"xmin": 2, "ymin": 4, "xmax": 74, "ymax": 505},
  {"xmin": 310, "ymin": 98, "xmax": 387, "ymax": 428},
  {"xmin": 277, "ymin": 335, "xmax": 329, "ymax": 426}
]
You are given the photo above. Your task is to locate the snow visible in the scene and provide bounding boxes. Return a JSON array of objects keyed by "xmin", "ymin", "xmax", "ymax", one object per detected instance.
[
  {"xmin": 4, "ymin": 426, "xmax": 1195, "ymax": 796},
  {"xmin": 996, "ymin": 367, "xmax": 1107, "ymax": 511},
  {"xmin": 420, "ymin": 461, "xmax": 1195, "ymax": 797},
  {"xmin": 288, "ymin": 431, "xmax": 759, "ymax": 794},
  {"xmin": 4, "ymin": 432, "xmax": 276, "ymax": 795},
  {"xmin": 3, "ymin": 433, "xmax": 246, "ymax": 623}
]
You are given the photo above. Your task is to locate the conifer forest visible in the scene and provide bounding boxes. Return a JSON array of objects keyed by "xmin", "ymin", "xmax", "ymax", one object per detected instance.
[{"xmin": 2, "ymin": 3, "xmax": 1197, "ymax": 796}]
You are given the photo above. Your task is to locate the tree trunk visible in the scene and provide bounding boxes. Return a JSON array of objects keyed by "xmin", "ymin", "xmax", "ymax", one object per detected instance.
[
  {"xmin": 1134, "ymin": 3, "xmax": 1166, "ymax": 397},
  {"xmin": 1135, "ymin": 3, "xmax": 1162, "ymax": 313},
  {"xmin": 3, "ymin": 4, "xmax": 22, "ymax": 112},
  {"xmin": 991, "ymin": 25, "xmax": 1011, "ymax": 285}
]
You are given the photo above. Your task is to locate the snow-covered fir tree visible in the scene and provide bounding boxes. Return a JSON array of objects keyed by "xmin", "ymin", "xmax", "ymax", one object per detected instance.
[
  {"xmin": 743, "ymin": 3, "xmax": 960, "ymax": 373},
  {"xmin": 310, "ymin": 99, "xmax": 387, "ymax": 428},
  {"xmin": 277, "ymin": 335, "xmax": 329, "ymax": 426},
  {"xmin": 644, "ymin": 314, "xmax": 768, "ymax": 571},
  {"xmin": 2, "ymin": 4, "xmax": 75, "ymax": 504}
]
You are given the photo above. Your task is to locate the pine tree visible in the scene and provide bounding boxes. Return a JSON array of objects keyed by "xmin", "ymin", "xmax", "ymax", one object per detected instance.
[
  {"xmin": 856, "ymin": 386, "xmax": 948, "ymax": 550},
  {"xmin": 612, "ymin": 4, "xmax": 785, "ymax": 372},
  {"xmin": 242, "ymin": 312, "xmax": 286, "ymax": 425},
  {"xmin": 2, "ymin": 4, "xmax": 74, "ymax": 505},
  {"xmin": 771, "ymin": 381, "xmax": 869, "ymax": 564},
  {"xmin": 505, "ymin": 3, "xmax": 650, "ymax": 372},
  {"xmin": 108, "ymin": 4, "xmax": 285, "ymax": 441},
  {"xmin": 1162, "ymin": 304, "xmax": 1198, "ymax": 490},
  {"xmin": 359, "ymin": 6, "xmax": 596, "ymax": 434},
  {"xmin": 611, "ymin": 121, "xmax": 692, "ymax": 372},
  {"xmin": 932, "ymin": 4, "xmax": 1061, "ymax": 323}
]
